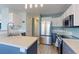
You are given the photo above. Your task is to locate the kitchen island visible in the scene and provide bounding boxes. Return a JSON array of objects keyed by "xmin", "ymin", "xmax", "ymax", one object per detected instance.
[
  {"xmin": 63, "ymin": 38, "xmax": 79, "ymax": 54},
  {"xmin": 0, "ymin": 36, "xmax": 38, "ymax": 54}
]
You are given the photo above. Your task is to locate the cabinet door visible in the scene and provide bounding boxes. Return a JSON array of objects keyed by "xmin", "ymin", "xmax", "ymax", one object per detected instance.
[
  {"xmin": 52, "ymin": 17, "xmax": 63, "ymax": 27},
  {"xmin": 63, "ymin": 42, "xmax": 76, "ymax": 54},
  {"xmin": 74, "ymin": 5, "xmax": 79, "ymax": 26}
]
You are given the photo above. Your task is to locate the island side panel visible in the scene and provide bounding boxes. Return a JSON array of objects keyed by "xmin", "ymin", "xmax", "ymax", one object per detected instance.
[
  {"xmin": 0, "ymin": 44, "xmax": 22, "ymax": 54},
  {"xmin": 26, "ymin": 40, "xmax": 37, "ymax": 54}
]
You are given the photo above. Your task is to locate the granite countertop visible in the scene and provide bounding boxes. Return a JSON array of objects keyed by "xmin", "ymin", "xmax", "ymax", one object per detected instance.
[
  {"xmin": 63, "ymin": 38, "xmax": 79, "ymax": 54},
  {"xmin": 0, "ymin": 36, "xmax": 38, "ymax": 49}
]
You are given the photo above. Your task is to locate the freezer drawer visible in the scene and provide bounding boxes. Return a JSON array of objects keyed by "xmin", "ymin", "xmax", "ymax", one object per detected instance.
[{"xmin": 40, "ymin": 36, "xmax": 52, "ymax": 45}]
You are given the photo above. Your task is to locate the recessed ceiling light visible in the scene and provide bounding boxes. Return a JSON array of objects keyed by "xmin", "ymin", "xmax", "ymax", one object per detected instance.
[
  {"xmin": 40, "ymin": 4, "xmax": 44, "ymax": 7},
  {"xmin": 35, "ymin": 4, "xmax": 38, "ymax": 8},
  {"xmin": 25, "ymin": 4, "xmax": 43, "ymax": 9},
  {"xmin": 30, "ymin": 4, "xmax": 32, "ymax": 8},
  {"xmin": 25, "ymin": 4, "xmax": 27, "ymax": 9}
]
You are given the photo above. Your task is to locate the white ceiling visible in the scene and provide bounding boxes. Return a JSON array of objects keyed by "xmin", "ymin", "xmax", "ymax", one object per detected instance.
[
  {"xmin": 0, "ymin": 4, "xmax": 25, "ymax": 12},
  {"xmin": 26, "ymin": 4, "xmax": 71, "ymax": 16},
  {"xmin": 0, "ymin": 4, "xmax": 71, "ymax": 16}
]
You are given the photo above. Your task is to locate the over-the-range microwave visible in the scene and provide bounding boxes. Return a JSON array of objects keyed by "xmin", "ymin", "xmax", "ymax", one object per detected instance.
[{"xmin": 63, "ymin": 14, "xmax": 74, "ymax": 27}]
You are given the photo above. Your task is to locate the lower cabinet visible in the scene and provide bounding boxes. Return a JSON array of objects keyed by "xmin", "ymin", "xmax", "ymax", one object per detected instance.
[
  {"xmin": 0, "ymin": 41, "xmax": 37, "ymax": 54},
  {"xmin": 63, "ymin": 42, "xmax": 76, "ymax": 54},
  {"xmin": 27, "ymin": 41, "xmax": 37, "ymax": 54},
  {"xmin": 0, "ymin": 44, "xmax": 21, "ymax": 54}
]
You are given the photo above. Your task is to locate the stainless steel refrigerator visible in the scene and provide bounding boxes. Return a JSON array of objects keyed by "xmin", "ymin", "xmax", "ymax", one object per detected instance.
[{"xmin": 40, "ymin": 20, "xmax": 52, "ymax": 45}]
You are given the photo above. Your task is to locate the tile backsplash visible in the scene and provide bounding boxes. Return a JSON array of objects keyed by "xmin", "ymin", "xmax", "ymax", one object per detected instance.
[
  {"xmin": 65, "ymin": 28, "xmax": 79, "ymax": 38},
  {"xmin": 52, "ymin": 27, "xmax": 79, "ymax": 39}
]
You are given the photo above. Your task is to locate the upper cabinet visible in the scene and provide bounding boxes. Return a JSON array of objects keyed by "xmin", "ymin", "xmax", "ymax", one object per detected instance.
[
  {"xmin": 63, "ymin": 14, "xmax": 74, "ymax": 27},
  {"xmin": 62, "ymin": 4, "xmax": 79, "ymax": 26},
  {"xmin": 51, "ymin": 16, "xmax": 63, "ymax": 27},
  {"xmin": 41, "ymin": 16, "xmax": 63, "ymax": 27},
  {"xmin": 73, "ymin": 5, "xmax": 79, "ymax": 26}
]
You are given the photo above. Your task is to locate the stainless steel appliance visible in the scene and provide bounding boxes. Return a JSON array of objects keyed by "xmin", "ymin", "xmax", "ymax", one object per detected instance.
[
  {"xmin": 63, "ymin": 14, "xmax": 74, "ymax": 27},
  {"xmin": 40, "ymin": 19, "xmax": 52, "ymax": 45}
]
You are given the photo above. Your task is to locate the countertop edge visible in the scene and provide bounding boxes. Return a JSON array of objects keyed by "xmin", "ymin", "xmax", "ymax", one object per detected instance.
[
  {"xmin": 0, "ymin": 36, "xmax": 38, "ymax": 50},
  {"xmin": 63, "ymin": 38, "xmax": 79, "ymax": 54}
]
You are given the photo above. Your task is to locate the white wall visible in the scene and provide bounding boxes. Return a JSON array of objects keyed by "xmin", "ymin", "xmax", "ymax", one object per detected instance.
[
  {"xmin": 9, "ymin": 12, "xmax": 21, "ymax": 26},
  {"xmin": 0, "ymin": 8, "xmax": 9, "ymax": 30},
  {"xmin": 0, "ymin": 8, "xmax": 9, "ymax": 37},
  {"xmin": 0, "ymin": 8, "xmax": 27, "ymax": 37},
  {"xmin": 9, "ymin": 11, "xmax": 26, "ymax": 33},
  {"xmin": 18, "ymin": 12, "xmax": 26, "ymax": 33},
  {"xmin": 0, "ymin": 7, "xmax": 26, "ymax": 34}
]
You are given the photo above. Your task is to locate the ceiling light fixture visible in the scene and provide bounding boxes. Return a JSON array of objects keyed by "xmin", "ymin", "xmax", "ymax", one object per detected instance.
[
  {"xmin": 25, "ymin": 4, "xmax": 27, "ymax": 9},
  {"xmin": 30, "ymin": 4, "xmax": 32, "ymax": 8},
  {"xmin": 40, "ymin": 4, "xmax": 44, "ymax": 7},
  {"xmin": 35, "ymin": 4, "xmax": 38, "ymax": 8},
  {"xmin": 25, "ymin": 4, "xmax": 43, "ymax": 9}
]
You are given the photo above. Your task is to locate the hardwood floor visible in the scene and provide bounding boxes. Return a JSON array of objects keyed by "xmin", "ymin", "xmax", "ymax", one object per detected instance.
[{"xmin": 37, "ymin": 44, "xmax": 58, "ymax": 54}]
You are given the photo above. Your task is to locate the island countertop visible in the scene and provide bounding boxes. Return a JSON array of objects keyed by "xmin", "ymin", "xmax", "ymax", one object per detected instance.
[
  {"xmin": 63, "ymin": 38, "xmax": 79, "ymax": 54},
  {"xmin": 0, "ymin": 36, "xmax": 38, "ymax": 50}
]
